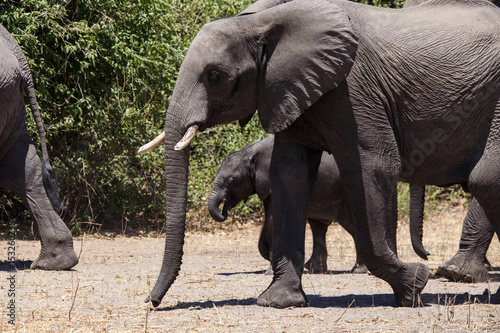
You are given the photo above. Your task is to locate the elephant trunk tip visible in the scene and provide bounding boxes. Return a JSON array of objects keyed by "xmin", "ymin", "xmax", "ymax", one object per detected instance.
[
  {"xmin": 208, "ymin": 193, "xmax": 229, "ymax": 222},
  {"xmin": 209, "ymin": 205, "xmax": 228, "ymax": 223},
  {"xmin": 144, "ymin": 295, "xmax": 161, "ymax": 308}
]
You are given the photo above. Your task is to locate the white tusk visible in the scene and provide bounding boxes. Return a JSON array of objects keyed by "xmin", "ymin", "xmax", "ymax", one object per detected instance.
[
  {"xmin": 138, "ymin": 131, "xmax": 165, "ymax": 154},
  {"xmin": 174, "ymin": 125, "xmax": 198, "ymax": 151}
]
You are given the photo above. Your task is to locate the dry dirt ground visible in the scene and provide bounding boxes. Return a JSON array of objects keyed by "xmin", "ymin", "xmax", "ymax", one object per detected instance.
[{"xmin": 1, "ymin": 206, "xmax": 500, "ymax": 332}]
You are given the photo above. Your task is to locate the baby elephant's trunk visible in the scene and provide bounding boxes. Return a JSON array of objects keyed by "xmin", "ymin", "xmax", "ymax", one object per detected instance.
[{"xmin": 208, "ymin": 188, "xmax": 228, "ymax": 222}]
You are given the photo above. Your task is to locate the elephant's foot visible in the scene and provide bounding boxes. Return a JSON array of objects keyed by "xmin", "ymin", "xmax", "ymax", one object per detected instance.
[
  {"xmin": 257, "ymin": 255, "xmax": 307, "ymax": 308},
  {"xmin": 304, "ymin": 257, "xmax": 327, "ymax": 274},
  {"xmin": 391, "ymin": 263, "xmax": 429, "ymax": 307},
  {"xmin": 257, "ymin": 279, "xmax": 308, "ymax": 308},
  {"xmin": 31, "ymin": 241, "xmax": 78, "ymax": 270},
  {"xmin": 350, "ymin": 262, "xmax": 369, "ymax": 274},
  {"xmin": 437, "ymin": 253, "xmax": 489, "ymax": 283}
]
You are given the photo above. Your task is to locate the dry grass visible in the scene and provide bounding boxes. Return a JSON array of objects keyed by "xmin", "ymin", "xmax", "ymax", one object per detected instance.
[{"xmin": 1, "ymin": 205, "xmax": 499, "ymax": 332}]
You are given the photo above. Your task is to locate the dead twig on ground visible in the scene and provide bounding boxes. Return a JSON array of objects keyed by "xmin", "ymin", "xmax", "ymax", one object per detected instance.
[
  {"xmin": 68, "ymin": 279, "xmax": 80, "ymax": 322},
  {"xmin": 335, "ymin": 299, "xmax": 355, "ymax": 324}
]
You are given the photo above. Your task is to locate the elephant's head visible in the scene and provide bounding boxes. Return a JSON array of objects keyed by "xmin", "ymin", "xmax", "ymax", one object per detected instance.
[
  {"xmin": 208, "ymin": 137, "xmax": 276, "ymax": 222},
  {"xmin": 207, "ymin": 141, "xmax": 260, "ymax": 223},
  {"xmin": 145, "ymin": 0, "xmax": 358, "ymax": 307}
]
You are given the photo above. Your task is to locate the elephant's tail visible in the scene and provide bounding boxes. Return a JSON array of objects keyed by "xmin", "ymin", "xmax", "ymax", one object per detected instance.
[
  {"xmin": 15, "ymin": 43, "xmax": 65, "ymax": 210},
  {"xmin": 409, "ymin": 184, "xmax": 429, "ymax": 260},
  {"xmin": 24, "ymin": 78, "xmax": 65, "ymax": 211}
]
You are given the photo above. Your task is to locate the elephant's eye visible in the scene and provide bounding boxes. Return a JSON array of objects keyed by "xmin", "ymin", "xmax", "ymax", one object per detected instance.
[{"xmin": 207, "ymin": 70, "xmax": 220, "ymax": 85}]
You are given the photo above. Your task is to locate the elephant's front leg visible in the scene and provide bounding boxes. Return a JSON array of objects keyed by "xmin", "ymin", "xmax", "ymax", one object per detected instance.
[
  {"xmin": 258, "ymin": 197, "xmax": 274, "ymax": 275},
  {"xmin": 256, "ymin": 134, "xmax": 322, "ymax": 308}
]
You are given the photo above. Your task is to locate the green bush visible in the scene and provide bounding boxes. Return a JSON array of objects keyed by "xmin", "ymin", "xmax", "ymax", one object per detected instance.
[
  {"xmin": 354, "ymin": 0, "xmax": 405, "ymax": 7},
  {"xmin": 0, "ymin": 0, "xmax": 257, "ymax": 233}
]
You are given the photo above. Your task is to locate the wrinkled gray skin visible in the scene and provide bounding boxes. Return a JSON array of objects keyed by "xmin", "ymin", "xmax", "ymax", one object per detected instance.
[
  {"xmin": 0, "ymin": 24, "xmax": 78, "ymax": 270},
  {"xmin": 147, "ymin": 0, "xmax": 500, "ymax": 308},
  {"xmin": 403, "ymin": 0, "xmax": 498, "ymax": 285},
  {"xmin": 208, "ymin": 136, "xmax": 432, "ymax": 274}
]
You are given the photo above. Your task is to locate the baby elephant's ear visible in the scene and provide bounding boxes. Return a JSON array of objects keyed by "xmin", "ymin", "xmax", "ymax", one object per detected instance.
[{"xmin": 250, "ymin": 0, "xmax": 358, "ymax": 133}]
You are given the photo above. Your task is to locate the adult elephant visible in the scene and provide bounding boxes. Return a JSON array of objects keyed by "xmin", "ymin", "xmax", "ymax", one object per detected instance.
[
  {"xmin": 140, "ymin": 0, "xmax": 500, "ymax": 307},
  {"xmin": 0, "ymin": 24, "xmax": 78, "ymax": 270},
  {"xmin": 208, "ymin": 135, "xmax": 431, "ymax": 274}
]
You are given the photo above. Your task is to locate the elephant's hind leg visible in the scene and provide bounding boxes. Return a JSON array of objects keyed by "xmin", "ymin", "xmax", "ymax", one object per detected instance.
[
  {"xmin": 437, "ymin": 198, "xmax": 493, "ymax": 283},
  {"xmin": 0, "ymin": 136, "xmax": 78, "ymax": 270},
  {"xmin": 460, "ymin": 153, "xmax": 500, "ymax": 290}
]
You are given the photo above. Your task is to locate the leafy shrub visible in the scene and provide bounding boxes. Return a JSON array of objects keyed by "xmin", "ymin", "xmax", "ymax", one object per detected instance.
[
  {"xmin": 0, "ymin": 0, "xmax": 256, "ymax": 233},
  {"xmin": 354, "ymin": 0, "xmax": 406, "ymax": 7}
]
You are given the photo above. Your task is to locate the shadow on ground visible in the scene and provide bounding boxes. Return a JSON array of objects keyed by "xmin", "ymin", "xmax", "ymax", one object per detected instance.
[
  {"xmin": 0, "ymin": 260, "xmax": 32, "ymax": 271},
  {"xmin": 152, "ymin": 289, "xmax": 498, "ymax": 312},
  {"xmin": 154, "ymin": 298, "xmax": 257, "ymax": 312},
  {"xmin": 308, "ymin": 290, "xmax": 497, "ymax": 308}
]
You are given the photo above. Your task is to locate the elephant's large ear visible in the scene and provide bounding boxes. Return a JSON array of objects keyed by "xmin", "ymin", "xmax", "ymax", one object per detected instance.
[{"xmin": 249, "ymin": 0, "xmax": 358, "ymax": 133}]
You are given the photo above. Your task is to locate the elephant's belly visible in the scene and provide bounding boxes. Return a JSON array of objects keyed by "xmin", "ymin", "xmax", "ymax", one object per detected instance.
[
  {"xmin": 399, "ymin": 144, "xmax": 480, "ymax": 187},
  {"xmin": 307, "ymin": 198, "xmax": 344, "ymax": 222},
  {"xmin": 398, "ymin": 110, "xmax": 495, "ymax": 186}
]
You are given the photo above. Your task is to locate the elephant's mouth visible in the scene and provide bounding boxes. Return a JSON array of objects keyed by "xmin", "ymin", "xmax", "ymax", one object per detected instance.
[
  {"xmin": 221, "ymin": 201, "xmax": 229, "ymax": 220},
  {"xmin": 220, "ymin": 195, "xmax": 240, "ymax": 220}
]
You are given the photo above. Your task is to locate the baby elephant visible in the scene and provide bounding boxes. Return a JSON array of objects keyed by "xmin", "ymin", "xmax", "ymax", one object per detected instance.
[{"xmin": 208, "ymin": 136, "xmax": 428, "ymax": 274}]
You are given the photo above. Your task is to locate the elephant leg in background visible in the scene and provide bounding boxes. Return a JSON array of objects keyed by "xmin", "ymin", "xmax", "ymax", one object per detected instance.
[
  {"xmin": 258, "ymin": 199, "xmax": 331, "ymax": 275},
  {"xmin": 304, "ymin": 218, "xmax": 330, "ymax": 273},
  {"xmin": 333, "ymin": 206, "xmax": 369, "ymax": 274},
  {"xmin": 257, "ymin": 133, "xmax": 322, "ymax": 308},
  {"xmin": 258, "ymin": 197, "xmax": 274, "ymax": 275},
  {"xmin": 0, "ymin": 132, "xmax": 78, "ymax": 270},
  {"xmin": 437, "ymin": 198, "xmax": 494, "ymax": 283}
]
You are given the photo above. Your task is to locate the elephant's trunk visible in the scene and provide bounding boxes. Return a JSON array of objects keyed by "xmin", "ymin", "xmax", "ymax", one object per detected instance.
[
  {"xmin": 409, "ymin": 184, "xmax": 430, "ymax": 260},
  {"xmin": 148, "ymin": 116, "xmax": 191, "ymax": 307},
  {"xmin": 208, "ymin": 187, "xmax": 228, "ymax": 222}
]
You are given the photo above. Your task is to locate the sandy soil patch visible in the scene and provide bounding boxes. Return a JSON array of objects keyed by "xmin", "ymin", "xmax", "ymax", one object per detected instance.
[{"xmin": 1, "ymin": 206, "xmax": 499, "ymax": 332}]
